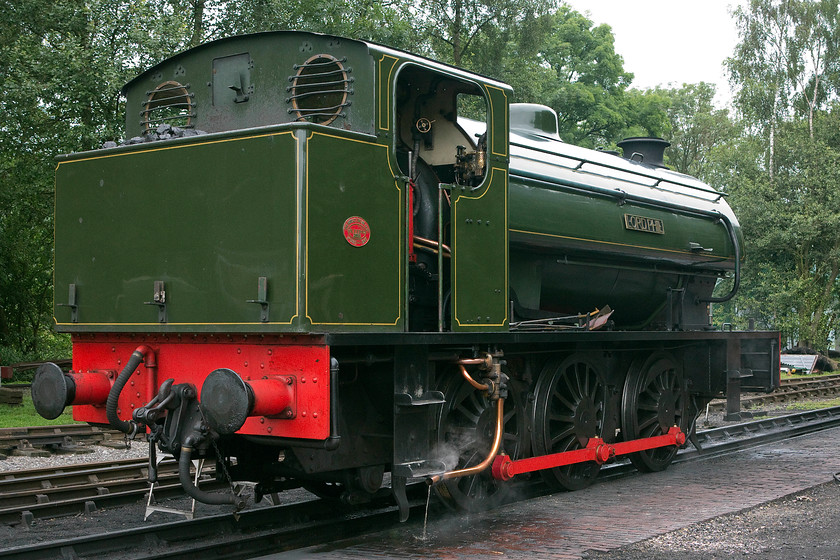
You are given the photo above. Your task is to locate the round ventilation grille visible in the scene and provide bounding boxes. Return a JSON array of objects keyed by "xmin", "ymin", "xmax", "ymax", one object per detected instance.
[
  {"xmin": 288, "ymin": 54, "xmax": 351, "ymax": 125},
  {"xmin": 142, "ymin": 81, "xmax": 194, "ymax": 131}
]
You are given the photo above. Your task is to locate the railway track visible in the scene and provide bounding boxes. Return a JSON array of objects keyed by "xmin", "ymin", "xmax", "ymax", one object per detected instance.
[
  {"xmin": 0, "ymin": 377, "xmax": 837, "ymax": 531},
  {"xmin": 5, "ymin": 375, "xmax": 828, "ymax": 456},
  {"xmin": 0, "ymin": 457, "xmax": 223, "ymax": 527},
  {"xmin": 3, "ymin": 406, "xmax": 840, "ymax": 560},
  {"xmin": 707, "ymin": 374, "xmax": 840, "ymax": 413},
  {"xmin": 0, "ymin": 424, "xmax": 122, "ymax": 456},
  {"xmin": 2, "ymin": 374, "xmax": 827, "ymax": 455}
]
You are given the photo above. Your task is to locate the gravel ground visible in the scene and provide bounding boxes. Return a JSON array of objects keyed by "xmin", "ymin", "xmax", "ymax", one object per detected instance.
[
  {"xmin": 0, "ymin": 437, "xmax": 149, "ymax": 472},
  {"xmin": 582, "ymin": 481, "xmax": 840, "ymax": 560}
]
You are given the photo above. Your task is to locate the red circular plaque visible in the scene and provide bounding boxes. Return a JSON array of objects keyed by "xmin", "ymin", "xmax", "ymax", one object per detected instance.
[{"xmin": 342, "ymin": 216, "xmax": 371, "ymax": 247}]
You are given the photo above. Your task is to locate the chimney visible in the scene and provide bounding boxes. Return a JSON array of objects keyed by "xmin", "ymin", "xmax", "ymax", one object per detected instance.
[{"xmin": 617, "ymin": 137, "xmax": 670, "ymax": 168}]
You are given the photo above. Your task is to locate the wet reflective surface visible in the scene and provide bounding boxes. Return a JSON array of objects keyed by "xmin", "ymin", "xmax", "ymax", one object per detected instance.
[{"xmin": 260, "ymin": 426, "xmax": 840, "ymax": 559}]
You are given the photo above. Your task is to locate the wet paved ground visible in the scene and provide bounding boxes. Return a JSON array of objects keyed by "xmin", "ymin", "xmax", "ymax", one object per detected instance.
[{"xmin": 263, "ymin": 426, "xmax": 840, "ymax": 559}]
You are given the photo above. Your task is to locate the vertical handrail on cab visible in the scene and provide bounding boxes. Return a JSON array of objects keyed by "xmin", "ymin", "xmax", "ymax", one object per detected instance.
[{"xmin": 438, "ymin": 183, "xmax": 446, "ymax": 332}]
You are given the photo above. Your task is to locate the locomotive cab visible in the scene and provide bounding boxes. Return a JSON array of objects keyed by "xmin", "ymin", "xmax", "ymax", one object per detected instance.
[
  {"xmin": 389, "ymin": 61, "xmax": 511, "ymax": 333},
  {"xmin": 394, "ymin": 65, "xmax": 487, "ymax": 185},
  {"xmin": 392, "ymin": 64, "xmax": 494, "ymax": 331}
]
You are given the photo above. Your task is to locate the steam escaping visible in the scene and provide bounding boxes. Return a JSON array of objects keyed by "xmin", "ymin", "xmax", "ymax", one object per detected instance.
[{"xmin": 429, "ymin": 425, "xmax": 485, "ymax": 472}]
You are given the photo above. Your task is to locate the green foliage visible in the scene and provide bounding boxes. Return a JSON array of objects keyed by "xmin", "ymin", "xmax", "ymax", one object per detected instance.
[
  {"xmin": 714, "ymin": 109, "xmax": 840, "ymax": 350},
  {"xmin": 414, "ymin": 0, "xmax": 558, "ymax": 66},
  {"xmin": 618, "ymin": 88, "xmax": 672, "ymax": 143},
  {"xmin": 412, "ymin": 2, "xmax": 667, "ymax": 148},
  {"xmin": 783, "ymin": 369, "xmax": 838, "ymax": 379},
  {"xmin": 727, "ymin": 0, "xmax": 840, "ymax": 159},
  {"xmin": 0, "ymin": 0, "xmax": 195, "ymax": 359},
  {"xmin": 785, "ymin": 397, "xmax": 840, "ymax": 411},
  {"xmin": 656, "ymin": 83, "xmax": 737, "ymax": 177},
  {"xmin": 217, "ymin": 0, "xmax": 420, "ymax": 52},
  {"xmin": 714, "ymin": 0, "xmax": 840, "ymax": 351},
  {"xmin": 540, "ymin": 7, "xmax": 635, "ymax": 146},
  {"xmin": 458, "ymin": 8, "xmax": 559, "ymax": 103}
]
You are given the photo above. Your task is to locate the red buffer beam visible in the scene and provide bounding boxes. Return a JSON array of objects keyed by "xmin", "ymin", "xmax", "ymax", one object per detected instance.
[{"xmin": 491, "ymin": 426, "xmax": 686, "ymax": 481}]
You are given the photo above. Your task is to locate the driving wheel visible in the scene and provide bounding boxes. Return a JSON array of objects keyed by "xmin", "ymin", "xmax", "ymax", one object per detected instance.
[
  {"xmin": 532, "ymin": 353, "xmax": 609, "ymax": 491},
  {"xmin": 621, "ymin": 351, "xmax": 687, "ymax": 472}
]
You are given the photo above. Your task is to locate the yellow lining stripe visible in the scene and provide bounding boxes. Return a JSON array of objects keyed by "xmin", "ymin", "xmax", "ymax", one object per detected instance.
[
  {"xmin": 377, "ymin": 54, "xmax": 399, "ymax": 131},
  {"xmin": 304, "ymin": 131, "xmax": 402, "ymax": 326},
  {"xmin": 453, "ymin": 167, "xmax": 509, "ymax": 328},
  {"xmin": 509, "ymin": 228, "xmax": 736, "ymax": 260},
  {"xmin": 484, "ymin": 85, "xmax": 509, "ymax": 158},
  {"xmin": 55, "ymin": 322, "xmax": 304, "ymax": 327},
  {"xmin": 54, "ymin": 130, "xmax": 301, "ymax": 327},
  {"xmin": 55, "ymin": 130, "xmax": 294, "ymax": 167}
]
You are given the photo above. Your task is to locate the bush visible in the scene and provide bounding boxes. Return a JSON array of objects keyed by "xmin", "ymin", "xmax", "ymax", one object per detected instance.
[{"xmin": 0, "ymin": 331, "xmax": 71, "ymax": 383}]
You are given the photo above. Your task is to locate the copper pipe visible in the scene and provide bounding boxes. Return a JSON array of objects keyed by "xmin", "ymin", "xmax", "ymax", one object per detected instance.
[
  {"xmin": 458, "ymin": 364, "xmax": 489, "ymax": 391},
  {"xmin": 413, "ymin": 235, "xmax": 451, "ymax": 254},
  {"xmin": 414, "ymin": 244, "xmax": 451, "ymax": 258},
  {"xmin": 457, "ymin": 357, "xmax": 487, "ymax": 366},
  {"xmin": 428, "ymin": 397, "xmax": 505, "ymax": 484}
]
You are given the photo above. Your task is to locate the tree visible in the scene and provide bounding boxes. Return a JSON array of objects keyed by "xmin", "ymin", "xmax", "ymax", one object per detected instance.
[
  {"xmin": 415, "ymin": 0, "xmax": 557, "ymax": 66},
  {"xmin": 217, "ymin": 0, "xmax": 419, "ymax": 52},
  {"xmin": 539, "ymin": 6, "xmax": 634, "ymax": 146},
  {"xmin": 770, "ymin": 116, "xmax": 840, "ymax": 348},
  {"xmin": 457, "ymin": 8, "xmax": 558, "ymax": 104},
  {"xmin": 618, "ymin": 88, "xmax": 672, "ymax": 144},
  {"xmin": 723, "ymin": 0, "xmax": 840, "ymax": 350},
  {"xmin": 727, "ymin": 0, "xmax": 795, "ymax": 181},
  {"xmin": 0, "ymin": 0, "xmax": 196, "ymax": 360},
  {"xmin": 727, "ymin": 0, "xmax": 840, "ymax": 176},
  {"xmin": 713, "ymin": 110, "xmax": 840, "ymax": 350},
  {"xmin": 787, "ymin": 0, "xmax": 840, "ymax": 138},
  {"xmin": 657, "ymin": 83, "xmax": 737, "ymax": 178}
]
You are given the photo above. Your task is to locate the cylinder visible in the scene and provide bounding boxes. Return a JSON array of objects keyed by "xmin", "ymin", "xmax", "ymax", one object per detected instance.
[{"xmin": 248, "ymin": 378, "xmax": 294, "ymax": 417}]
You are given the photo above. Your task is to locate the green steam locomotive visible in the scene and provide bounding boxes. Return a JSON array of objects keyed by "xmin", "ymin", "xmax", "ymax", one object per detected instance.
[{"xmin": 33, "ymin": 31, "xmax": 778, "ymax": 518}]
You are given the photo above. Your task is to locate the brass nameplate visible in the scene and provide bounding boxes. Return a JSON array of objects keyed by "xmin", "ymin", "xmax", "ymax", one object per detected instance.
[{"xmin": 623, "ymin": 214, "xmax": 664, "ymax": 234}]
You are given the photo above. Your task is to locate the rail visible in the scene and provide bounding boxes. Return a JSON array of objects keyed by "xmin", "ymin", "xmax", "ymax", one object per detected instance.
[
  {"xmin": 708, "ymin": 375, "xmax": 840, "ymax": 413},
  {"xmin": 0, "ymin": 424, "xmax": 121, "ymax": 452},
  {"xmin": 3, "ymin": 407, "xmax": 840, "ymax": 558},
  {"xmin": 0, "ymin": 457, "xmax": 220, "ymax": 527}
]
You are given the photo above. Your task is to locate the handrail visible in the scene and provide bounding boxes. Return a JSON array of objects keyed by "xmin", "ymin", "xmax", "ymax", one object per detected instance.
[
  {"xmin": 510, "ymin": 140, "xmax": 726, "ymax": 200},
  {"xmin": 697, "ymin": 212, "xmax": 740, "ymax": 303}
]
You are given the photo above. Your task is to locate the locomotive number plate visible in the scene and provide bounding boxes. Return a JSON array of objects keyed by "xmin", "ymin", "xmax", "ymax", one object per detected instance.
[
  {"xmin": 623, "ymin": 214, "xmax": 664, "ymax": 234},
  {"xmin": 343, "ymin": 216, "xmax": 371, "ymax": 247}
]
